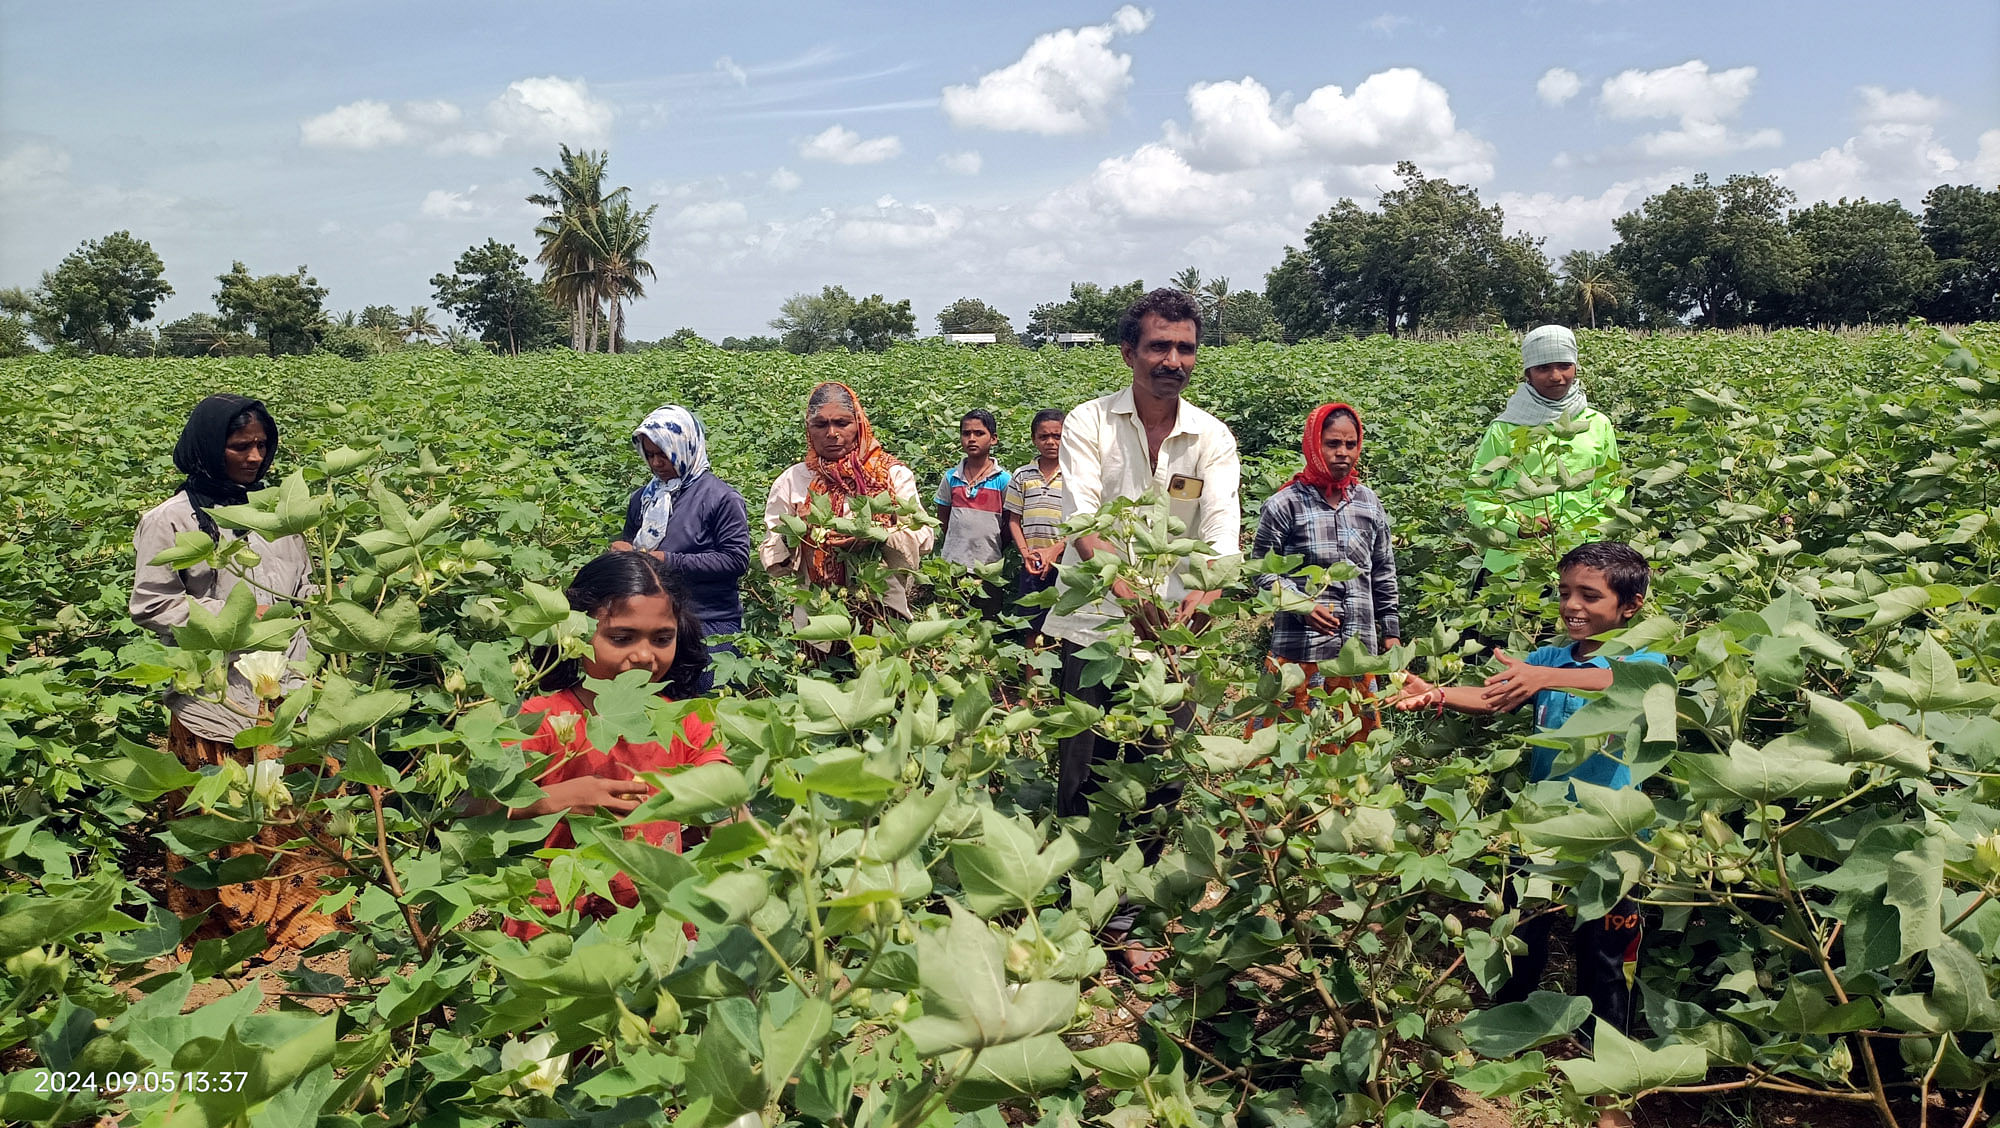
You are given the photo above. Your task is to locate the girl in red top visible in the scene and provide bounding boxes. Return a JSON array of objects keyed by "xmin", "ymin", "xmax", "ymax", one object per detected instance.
[{"xmin": 484, "ymin": 551, "xmax": 729, "ymax": 939}]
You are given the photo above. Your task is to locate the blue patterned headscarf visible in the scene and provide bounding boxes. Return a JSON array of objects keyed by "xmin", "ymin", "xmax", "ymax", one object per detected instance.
[{"xmin": 631, "ymin": 405, "xmax": 711, "ymax": 551}]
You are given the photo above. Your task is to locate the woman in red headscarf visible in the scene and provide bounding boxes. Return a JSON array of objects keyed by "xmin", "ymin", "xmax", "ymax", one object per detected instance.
[
  {"xmin": 1246, "ymin": 403, "xmax": 1402, "ymax": 748},
  {"xmin": 759, "ymin": 381, "xmax": 934, "ymax": 623}
]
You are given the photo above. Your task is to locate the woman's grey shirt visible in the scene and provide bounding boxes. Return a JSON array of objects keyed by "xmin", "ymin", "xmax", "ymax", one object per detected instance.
[{"xmin": 131, "ymin": 492, "xmax": 316, "ymax": 741}]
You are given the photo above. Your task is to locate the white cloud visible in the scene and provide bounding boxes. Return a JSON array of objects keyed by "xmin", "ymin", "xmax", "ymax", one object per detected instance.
[
  {"xmin": 940, "ymin": 5, "xmax": 1151, "ymax": 135},
  {"xmin": 715, "ymin": 56, "xmax": 748, "ymax": 86},
  {"xmin": 484, "ymin": 76, "xmax": 614, "ymax": 147},
  {"xmin": 1600, "ymin": 60, "xmax": 1757, "ymax": 122},
  {"xmin": 768, "ymin": 166, "xmax": 803, "ymax": 191},
  {"xmin": 798, "ymin": 124, "xmax": 902, "ymax": 164},
  {"xmin": 1366, "ymin": 13, "xmax": 1411, "ymax": 34},
  {"xmin": 1076, "ymin": 142, "xmax": 1255, "ymax": 225},
  {"xmin": 1596, "ymin": 60, "xmax": 1779, "ymax": 160},
  {"xmin": 1537, "ymin": 67, "xmax": 1582, "ymax": 107},
  {"xmin": 299, "ymin": 77, "xmax": 611, "ymax": 156},
  {"xmin": 672, "ymin": 200, "xmax": 750, "ymax": 230},
  {"xmin": 940, "ymin": 150, "xmax": 983, "ymax": 175},
  {"xmin": 1167, "ymin": 69, "xmax": 1493, "ymax": 184},
  {"xmin": 300, "ymin": 100, "xmax": 412, "ymax": 149},
  {"xmin": 1497, "ymin": 170, "xmax": 1688, "ymax": 253},
  {"xmin": 1636, "ymin": 120, "xmax": 1782, "ymax": 160},
  {"xmin": 1974, "ymin": 130, "xmax": 2000, "ymax": 186},
  {"xmin": 0, "ymin": 141, "xmax": 71, "ymax": 192},
  {"xmin": 834, "ymin": 198, "xmax": 964, "ymax": 251},
  {"xmin": 401, "ymin": 100, "xmax": 463, "ymax": 128},
  {"xmin": 1772, "ymin": 121, "xmax": 1961, "ymax": 205},
  {"xmin": 1856, "ymin": 85, "xmax": 1945, "ymax": 124},
  {"xmin": 419, "ymin": 188, "xmax": 483, "ymax": 219},
  {"xmin": 1167, "ymin": 78, "xmax": 1302, "ymax": 169}
]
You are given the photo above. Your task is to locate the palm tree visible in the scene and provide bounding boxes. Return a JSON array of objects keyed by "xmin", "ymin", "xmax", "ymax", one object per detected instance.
[
  {"xmin": 401, "ymin": 305, "xmax": 442, "ymax": 345},
  {"xmin": 1202, "ymin": 277, "xmax": 1230, "ymax": 344},
  {"xmin": 529, "ymin": 146, "xmax": 614, "ymax": 351},
  {"xmin": 564, "ymin": 197, "xmax": 659, "ymax": 354},
  {"xmin": 1559, "ymin": 250, "xmax": 1620, "ymax": 329},
  {"xmin": 1171, "ymin": 266, "xmax": 1202, "ymax": 295}
]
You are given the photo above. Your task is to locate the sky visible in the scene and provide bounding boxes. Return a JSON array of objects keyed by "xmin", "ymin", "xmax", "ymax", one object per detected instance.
[{"xmin": 3, "ymin": 0, "xmax": 1997, "ymax": 342}]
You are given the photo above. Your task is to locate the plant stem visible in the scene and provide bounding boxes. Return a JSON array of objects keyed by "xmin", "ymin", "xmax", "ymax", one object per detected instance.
[{"xmin": 369, "ymin": 784, "xmax": 432, "ymax": 960}]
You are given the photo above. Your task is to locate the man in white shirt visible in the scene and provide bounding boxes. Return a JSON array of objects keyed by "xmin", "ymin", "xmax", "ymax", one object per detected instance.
[{"xmin": 1045, "ymin": 288, "xmax": 1242, "ymax": 821}]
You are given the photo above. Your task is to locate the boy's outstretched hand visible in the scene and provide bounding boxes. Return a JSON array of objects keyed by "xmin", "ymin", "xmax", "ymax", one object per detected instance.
[
  {"xmin": 1480, "ymin": 650, "xmax": 1557, "ymax": 711},
  {"xmin": 1390, "ymin": 671, "xmax": 1442, "ymax": 712}
]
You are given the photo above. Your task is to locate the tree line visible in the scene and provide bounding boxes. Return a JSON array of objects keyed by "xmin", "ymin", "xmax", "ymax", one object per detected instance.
[
  {"xmin": 1268, "ymin": 163, "xmax": 1999, "ymax": 338},
  {"xmin": 3, "ymin": 150, "xmax": 1993, "ymax": 360}
]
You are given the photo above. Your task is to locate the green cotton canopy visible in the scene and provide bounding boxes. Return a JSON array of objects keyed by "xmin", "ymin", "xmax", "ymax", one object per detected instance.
[{"xmin": 1464, "ymin": 410, "xmax": 1625, "ymax": 576}]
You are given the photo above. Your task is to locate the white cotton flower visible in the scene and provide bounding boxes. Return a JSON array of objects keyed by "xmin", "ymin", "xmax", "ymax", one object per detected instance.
[
  {"xmin": 546, "ymin": 713, "xmax": 581, "ymax": 744},
  {"xmin": 248, "ymin": 759, "xmax": 291, "ymax": 809},
  {"xmin": 233, "ymin": 651, "xmax": 289, "ymax": 701},
  {"xmin": 501, "ymin": 1031, "xmax": 569, "ymax": 1096}
]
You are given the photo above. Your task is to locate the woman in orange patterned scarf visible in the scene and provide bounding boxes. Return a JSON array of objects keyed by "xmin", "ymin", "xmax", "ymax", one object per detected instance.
[
  {"xmin": 1245, "ymin": 402, "xmax": 1401, "ymax": 752},
  {"xmin": 759, "ymin": 381, "xmax": 934, "ymax": 621}
]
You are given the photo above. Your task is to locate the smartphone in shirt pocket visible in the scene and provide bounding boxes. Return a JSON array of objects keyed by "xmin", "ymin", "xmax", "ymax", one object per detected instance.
[{"xmin": 1167, "ymin": 474, "xmax": 1204, "ymax": 531}]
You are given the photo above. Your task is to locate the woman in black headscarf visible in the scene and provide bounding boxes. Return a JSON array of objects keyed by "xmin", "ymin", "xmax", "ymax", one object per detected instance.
[{"xmin": 131, "ymin": 394, "xmax": 341, "ymax": 953}]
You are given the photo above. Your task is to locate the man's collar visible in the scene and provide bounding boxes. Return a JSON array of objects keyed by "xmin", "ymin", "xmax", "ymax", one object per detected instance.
[{"xmin": 1108, "ymin": 385, "xmax": 1191, "ymax": 436}]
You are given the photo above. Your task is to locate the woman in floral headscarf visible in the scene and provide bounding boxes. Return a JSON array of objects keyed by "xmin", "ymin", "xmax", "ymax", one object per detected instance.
[
  {"xmin": 758, "ymin": 382, "xmax": 933, "ymax": 620},
  {"xmin": 611, "ymin": 404, "xmax": 750, "ymax": 661},
  {"xmin": 1246, "ymin": 402, "xmax": 1401, "ymax": 748}
]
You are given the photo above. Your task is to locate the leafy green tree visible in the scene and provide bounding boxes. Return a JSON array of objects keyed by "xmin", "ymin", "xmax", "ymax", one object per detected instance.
[
  {"xmin": 1264, "ymin": 247, "xmax": 1331, "ymax": 341},
  {"xmin": 1776, "ymin": 198, "xmax": 1935, "ymax": 326},
  {"xmin": 772, "ymin": 286, "xmax": 856, "ymax": 353},
  {"xmin": 720, "ymin": 334, "xmax": 781, "ymax": 351},
  {"xmin": 213, "ymin": 262, "xmax": 329, "ymax": 357},
  {"xmin": 935, "ymin": 297, "xmax": 1016, "ymax": 341},
  {"xmin": 1920, "ymin": 184, "xmax": 2000, "ymax": 323},
  {"xmin": 0, "ymin": 287, "xmax": 36, "ymax": 357},
  {"xmin": 28, "ymin": 230, "xmax": 174, "ymax": 353},
  {"xmin": 1277, "ymin": 165, "xmax": 1543, "ymax": 337},
  {"xmin": 430, "ymin": 239, "xmax": 566, "ymax": 356},
  {"xmin": 845, "ymin": 293, "xmax": 915, "ymax": 352},
  {"xmin": 1170, "ymin": 265, "xmax": 1202, "ymax": 294},
  {"xmin": 357, "ymin": 304, "xmax": 401, "ymax": 333},
  {"xmin": 1023, "ymin": 280, "xmax": 1144, "ymax": 345},
  {"xmin": 1610, "ymin": 172, "xmax": 1799, "ymax": 327},
  {"xmin": 1490, "ymin": 234, "xmax": 1558, "ymax": 329},
  {"xmin": 157, "ymin": 312, "xmax": 256, "ymax": 357},
  {"xmin": 1217, "ymin": 289, "xmax": 1283, "ymax": 343}
]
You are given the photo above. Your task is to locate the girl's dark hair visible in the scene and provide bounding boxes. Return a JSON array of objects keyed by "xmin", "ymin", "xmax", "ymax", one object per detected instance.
[
  {"xmin": 1031, "ymin": 408, "xmax": 1065, "ymax": 431},
  {"xmin": 960, "ymin": 408, "xmax": 997, "ymax": 436},
  {"xmin": 1557, "ymin": 541, "xmax": 1651, "ymax": 607},
  {"xmin": 540, "ymin": 550, "xmax": 710, "ymax": 698}
]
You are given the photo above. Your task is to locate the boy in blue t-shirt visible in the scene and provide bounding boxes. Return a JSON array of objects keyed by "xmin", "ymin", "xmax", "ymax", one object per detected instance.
[{"xmin": 1396, "ymin": 542, "xmax": 1663, "ymax": 1074}]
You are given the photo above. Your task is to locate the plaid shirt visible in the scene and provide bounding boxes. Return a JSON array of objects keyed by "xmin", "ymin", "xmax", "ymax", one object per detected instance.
[{"xmin": 1250, "ymin": 481, "xmax": 1401, "ymax": 662}]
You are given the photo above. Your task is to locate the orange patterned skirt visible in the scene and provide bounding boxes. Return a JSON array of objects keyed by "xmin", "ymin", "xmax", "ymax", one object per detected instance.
[
  {"xmin": 1245, "ymin": 655, "xmax": 1381, "ymax": 755},
  {"xmin": 165, "ymin": 719, "xmax": 349, "ymax": 955}
]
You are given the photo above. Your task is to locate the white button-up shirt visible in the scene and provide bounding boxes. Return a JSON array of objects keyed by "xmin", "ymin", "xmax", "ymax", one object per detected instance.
[{"xmin": 1042, "ymin": 386, "xmax": 1242, "ymax": 646}]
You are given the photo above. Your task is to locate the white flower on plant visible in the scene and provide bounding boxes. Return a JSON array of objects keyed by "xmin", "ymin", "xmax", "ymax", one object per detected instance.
[
  {"xmin": 233, "ymin": 651, "xmax": 289, "ymax": 701},
  {"xmin": 1974, "ymin": 832, "xmax": 2000, "ymax": 880},
  {"xmin": 546, "ymin": 713, "xmax": 581, "ymax": 744},
  {"xmin": 500, "ymin": 1031, "xmax": 569, "ymax": 1096},
  {"xmin": 248, "ymin": 759, "xmax": 291, "ymax": 809}
]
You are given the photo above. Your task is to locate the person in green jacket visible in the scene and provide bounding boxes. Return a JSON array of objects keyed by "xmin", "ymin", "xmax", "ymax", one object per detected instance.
[{"xmin": 1465, "ymin": 325, "xmax": 1623, "ymax": 579}]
